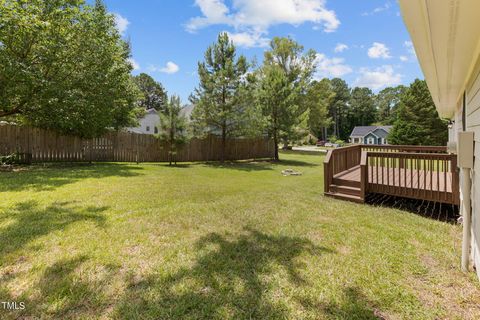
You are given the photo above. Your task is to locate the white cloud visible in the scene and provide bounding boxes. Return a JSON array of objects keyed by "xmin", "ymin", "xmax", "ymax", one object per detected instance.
[
  {"xmin": 354, "ymin": 65, "xmax": 402, "ymax": 90},
  {"xmin": 367, "ymin": 42, "xmax": 391, "ymax": 59},
  {"xmin": 399, "ymin": 41, "xmax": 417, "ymax": 62},
  {"xmin": 128, "ymin": 58, "xmax": 140, "ymax": 71},
  {"xmin": 334, "ymin": 43, "xmax": 348, "ymax": 53},
  {"xmin": 226, "ymin": 31, "xmax": 270, "ymax": 48},
  {"xmin": 114, "ymin": 13, "xmax": 129, "ymax": 35},
  {"xmin": 148, "ymin": 61, "xmax": 180, "ymax": 74},
  {"xmin": 315, "ymin": 53, "xmax": 353, "ymax": 78},
  {"xmin": 186, "ymin": 0, "xmax": 340, "ymax": 47},
  {"xmin": 362, "ymin": 1, "xmax": 391, "ymax": 16},
  {"xmin": 404, "ymin": 40, "xmax": 416, "ymax": 56},
  {"xmin": 160, "ymin": 61, "xmax": 180, "ymax": 74}
]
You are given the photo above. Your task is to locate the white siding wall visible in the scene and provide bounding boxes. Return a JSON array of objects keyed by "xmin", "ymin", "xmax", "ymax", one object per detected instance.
[
  {"xmin": 127, "ymin": 112, "xmax": 160, "ymax": 135},
  {"xmin": 466, "ymin": 65, "xmax": 480, "ymax": 280}
]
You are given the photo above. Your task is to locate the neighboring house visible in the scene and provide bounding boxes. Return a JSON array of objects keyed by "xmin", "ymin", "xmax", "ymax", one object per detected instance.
[
  {"xmin": 127, "ymin": 105, "xmax": 194, "ymax": 135},
  {"xmin": 400, "ymin": 0, "xmax": 480, "ymax": 280},
  {"xmin": 181, "ymin": 104, "xmax": 194, "ymax": 121},
  {"xmin": 127, "ymin": 108, "xmax": 160, "ymax": 134},
  {"xmin": 349, "ymin": 126, "xmax": 392, "ymax": 145}
]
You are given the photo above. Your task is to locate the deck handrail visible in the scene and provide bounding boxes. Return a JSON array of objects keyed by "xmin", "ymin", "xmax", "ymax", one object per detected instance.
[
  {"xmin": 360, "ymin": 145, "xmax": 447, "ymax": 153},
  {"xmin": 323, "ymin": 144, "xmax": 448, "ymax": 194},
  {"xmin": 324, "ymin": 145, "xmax": 362, "ymax": 193},
  {"xmin": 362, "ymin": 150, "xmax": 459, "ymax": 205}
]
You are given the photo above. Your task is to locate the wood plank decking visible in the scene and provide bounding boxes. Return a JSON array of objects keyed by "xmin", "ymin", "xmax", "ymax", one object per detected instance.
[{"xmin": 324, "ymin": 145, "xmax": 460, "ymax": 205}]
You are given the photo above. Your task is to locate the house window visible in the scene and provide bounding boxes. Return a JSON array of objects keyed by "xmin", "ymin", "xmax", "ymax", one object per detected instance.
[
  {"xmin": 154, "ymin": 127, "xmax": 158, "ymax": 134},
  {"xmin": 146, "ymin": 126, "xmax": 150, "ymax": 132},
  {"xmin": 367, "ymin": 137, "xmax": 374, "ymax": 145}
]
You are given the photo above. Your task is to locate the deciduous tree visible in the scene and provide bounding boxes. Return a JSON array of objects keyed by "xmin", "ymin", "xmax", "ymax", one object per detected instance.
[{"xmin": 0, "ymin": 0, "xmax": 140, "ymax": 137}]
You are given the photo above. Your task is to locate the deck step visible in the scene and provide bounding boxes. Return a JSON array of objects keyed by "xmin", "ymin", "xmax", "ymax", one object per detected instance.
[
  {"xmin": 332, "ymin": 177, "xmax": 361, "ymax": 188},
  {"xmin": 325, "ymin": 192, "xmax": 364, "ymax": 203},
  {"xmin": 329, "ymin": 184, "xmax": 361, "ymax": 196}
]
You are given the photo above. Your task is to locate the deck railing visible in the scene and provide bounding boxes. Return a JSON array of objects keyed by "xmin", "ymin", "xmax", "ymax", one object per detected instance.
[
  {"xmin": 323, "ymin": 145, "xmax": 362, "ymax": 193},
  {"xmin": 360, "ymin": 151, "xmax": 459, "ymax": 204},
  {"xmin": 324, "ymin": 144, "xmax": 459, "ymax": 205}
]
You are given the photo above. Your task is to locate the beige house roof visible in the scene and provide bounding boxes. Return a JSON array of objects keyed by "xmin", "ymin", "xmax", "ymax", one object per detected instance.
[{"xmin": 399, "ymin": 0, "xmax": 480, "ymax": 118}]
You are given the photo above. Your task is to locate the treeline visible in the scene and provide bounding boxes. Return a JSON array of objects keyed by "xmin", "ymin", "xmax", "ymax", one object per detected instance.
[
  {"xmin": 1, "ymin": 1, "xmax": 448, "ymax": 163},
  {"xmin": 185, "ymin": 33, "xmax": 448, "ymax": 160}
]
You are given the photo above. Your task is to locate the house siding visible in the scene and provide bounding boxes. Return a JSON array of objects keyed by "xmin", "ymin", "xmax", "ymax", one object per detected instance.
[
  {"xmin": 363, "ymin": 133, "xmax": 378, "ymax": 145},
  {"xmin": 466, "ymin": 59, "xmax": 480, "ymax": 280},
  {"xmin": 451, "ymin": 55, "xmax": 480, "ymax": 280},
  {"xmin": 127, "ymin": 111, "xmax": 160, "ymax": 135}
]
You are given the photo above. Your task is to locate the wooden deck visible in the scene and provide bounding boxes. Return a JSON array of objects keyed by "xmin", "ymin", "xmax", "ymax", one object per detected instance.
[
  {"xmin": 324, "ymin": 145, "xmax": 459, "ymax": 205},
  {"xmin": 335, "ymin": 165, "xmax": 453, "ymax": 192}
]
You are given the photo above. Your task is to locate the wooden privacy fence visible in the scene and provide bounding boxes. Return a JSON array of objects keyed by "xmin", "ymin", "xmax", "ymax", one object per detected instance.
[{"xmin": 0, "ymin": 124, "xmax": 274, "ymax": 163}]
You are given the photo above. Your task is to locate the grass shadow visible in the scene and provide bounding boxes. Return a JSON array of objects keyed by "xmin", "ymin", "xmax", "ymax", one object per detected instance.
[
  {"xmin": 114, "ymin": 228, "xmax": 334, "ymax": 319},
  {"xmin": 0, "ymin": 200, "xmax": 108, "ymax": 260},
  {"xmin": 1, "ymin": 255, "xmax": 117, "ymax": 319},
  {"xmin": 365, "ymin": 193, "xmax": 459, "ymax": 223},
  {"xmin": 203, "ymin": 158, "xmax": 317, "ymax": 172},
  {"xmin": 298, "ymin": 286, "xmax": 387, "ymax": 319},
  {"xmin": 0, "ymin": 163, "xmax": 144, "ymax": 192}
]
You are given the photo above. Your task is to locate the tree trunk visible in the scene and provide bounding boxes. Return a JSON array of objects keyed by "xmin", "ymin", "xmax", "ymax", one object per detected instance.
[
  {"xmin": 221, "ymin": 125, "xmax": 226, "ymax": 163},
  {"xmin": 221, "ymin": 133, "xmax": 226, "ymax": 162},
  {"xmin": 273, "ymin": 131, "xmax": 279, "ymax": 161}
]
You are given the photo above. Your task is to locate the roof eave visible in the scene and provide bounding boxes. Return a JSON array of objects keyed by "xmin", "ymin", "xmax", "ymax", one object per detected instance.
[{"xmin": 399, "ymin": 0, "xmax": 480, "ymax": 119}]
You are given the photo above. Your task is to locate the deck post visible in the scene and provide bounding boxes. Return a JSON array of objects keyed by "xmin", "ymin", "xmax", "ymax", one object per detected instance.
[
  {"xmin": 451, "ymin": 155, "xmax": 460, "ymax": 205},
  {"xmin": 360, "ymin": 151, "xmax": 368, "ymax": 202},
  {"xmin": 324, "ymin": 150, "xmax": 333, "ymax": 194}
]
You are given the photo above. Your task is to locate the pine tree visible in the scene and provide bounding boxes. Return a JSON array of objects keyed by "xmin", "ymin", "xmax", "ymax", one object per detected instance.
[
  {"xmin": 375, "ymin": 85, "xmax": 407, "ymax": 125},
  {"xmin": 389, "ymin": 79, "xmax": 448, "ymax": 146},
  {"xmin": 257, "ymin": 37, "xmax": 316, "ymax": 160},
  {"xmin": 157, "ymin": 95, "xmax": 189, "ymax": 165},
  {"xmin": 133, "ymin": 73, "xmax": 167, "ymax": 111},
  {"xmin": 190, "ymin": 33, "xmax": 249, "ymax": 162},
  {"xmin": 349, "ymin": 87, "xmax": 376, "ymax": 127},
  {"xmin": 305, "ymin": 79, "xmax": 334, "ymax": 140},
  {"xmin": 328, "ymin": 78, "xmax": 351, "ymax": 140}
]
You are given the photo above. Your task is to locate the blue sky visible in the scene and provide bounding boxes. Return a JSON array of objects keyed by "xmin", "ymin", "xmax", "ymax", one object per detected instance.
[{"xmin": 102, "ymin": 0, "xmax": 423, "ymax": 103}]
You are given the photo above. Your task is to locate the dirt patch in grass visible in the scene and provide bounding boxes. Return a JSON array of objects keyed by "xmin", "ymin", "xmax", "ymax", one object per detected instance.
[{"xmin": 409, "ymin": 253, "xmax": 480, "ymax": 319}]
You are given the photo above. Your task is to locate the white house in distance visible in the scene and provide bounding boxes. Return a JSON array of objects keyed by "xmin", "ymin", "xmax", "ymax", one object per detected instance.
[
  {"xmin": 399, "ymin": 0, "xmax": 480, "ymax": 280},
  {"xmin": 349, "ymin": 126, "xmax": 392, "ymax": 145},
  {"xmin": 127, "ymin": 108, "xmax": 160, "ymax": 134},
  {"xmin": 126, "ymin": 105, "xmax": 194, "ymax": 135}
]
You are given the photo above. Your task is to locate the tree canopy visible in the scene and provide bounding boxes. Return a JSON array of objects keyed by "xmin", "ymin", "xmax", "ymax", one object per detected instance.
[
  {"xmin": 257, "ymin": 37, "xmax": 316, "ymax": 160},
  {"xmin": 388, "ymin": 79, "xmax": 448, "ymax": 146},
  {"xmin": 0, "ymin": 0, "xmax": 140, "ymax": 137},
  {"xmin": 133, "ymin": 73, "xmax": 168, "ymax": 112},
  {"xmin": 190, "ymin": 32, "xmax": 250, "ymax": 161},
  {"xmin": 157, "ymin": 95, "xmax": 189, "ymax": 165}
]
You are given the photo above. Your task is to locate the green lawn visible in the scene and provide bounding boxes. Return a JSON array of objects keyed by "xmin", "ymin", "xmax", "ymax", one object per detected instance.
[{"xmin": 1, "ymin": 152, "xmax": 479, "ymax": 319}]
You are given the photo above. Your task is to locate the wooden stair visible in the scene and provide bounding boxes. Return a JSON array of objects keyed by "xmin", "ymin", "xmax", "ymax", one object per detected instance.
[{"xmin": 325, "ymin": 178, "xmax": 364, "ymax": 203}]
